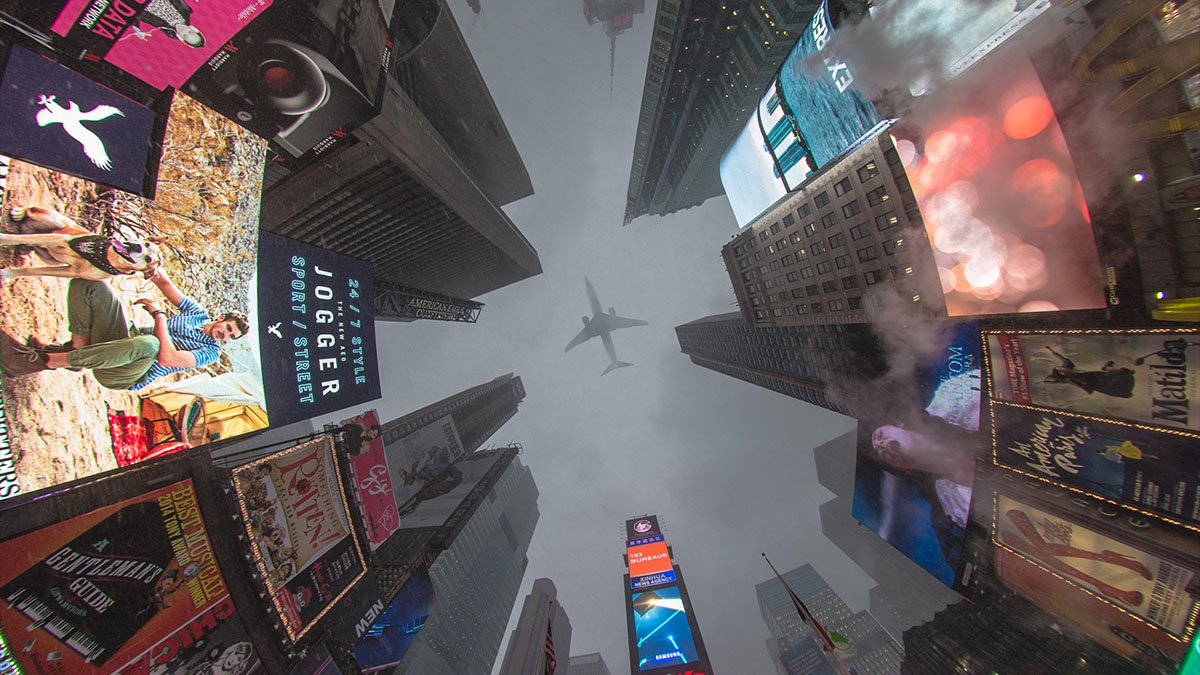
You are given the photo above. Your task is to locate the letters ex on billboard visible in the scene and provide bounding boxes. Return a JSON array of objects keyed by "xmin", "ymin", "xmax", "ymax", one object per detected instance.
[{"xmin": 257, "ymin": 232, "xmax": 380, "ymax": 425}]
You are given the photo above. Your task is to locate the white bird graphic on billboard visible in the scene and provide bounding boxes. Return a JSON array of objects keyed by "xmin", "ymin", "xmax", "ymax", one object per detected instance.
[{"xmin": 35, "ymin": 94, "xmax": 124, "ymax": 171}]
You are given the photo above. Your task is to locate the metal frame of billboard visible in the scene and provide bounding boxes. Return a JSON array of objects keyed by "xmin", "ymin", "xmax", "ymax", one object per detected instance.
[{"xmin": 429, "ymin": 446, "xmax": 520, "ymax": 550}]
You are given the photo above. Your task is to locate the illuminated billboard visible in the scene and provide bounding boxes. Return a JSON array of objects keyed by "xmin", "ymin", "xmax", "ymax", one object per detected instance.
[
  {"xmin": 852, "ymin": 322, "xmax": 982, "ymax": 588},
  {"xmin": 625, "ymin": 515, "xmax": 662, "ymax": 541},
  {"xmin": 0, "ymin": 45, "xmax": 160, "ymax": 196},
  {"xmin": 257, "ymin": 233, "xmax": 381, "ymax": 425},
  {"xmin": 2, "ymin": 0, "xmax": 271, "ymax": 91},
  {"xmin": 341, "ymin": 410, "xmax": 399, "ymax": 550},
  {"xmin": 0, "ymin": 479, "xmax": 262, "ymax": 673},
  {"xmin": 0, "ymin": 93, "xmax": 269, "ymax": 501},
  {"xmin": 232, "ymin": 436, "xmax": 366, "ymax": 641},
  {"xmin": 353, "ymin": 568, "xmax": 436, "ymax": 672},
  {"xmin": 891, "ymin": 45, "xmax": 1106, "ymax": 315},
  {"xmin": 628, "ymin": 541, "xmax": 676, "ymax": 589},
  {"xmin": 630, "ymin": 585, "xmax": 700, "ymax": 671}
]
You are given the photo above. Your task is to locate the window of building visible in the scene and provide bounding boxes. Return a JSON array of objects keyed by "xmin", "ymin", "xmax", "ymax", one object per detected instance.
[
  {"xmin": 789, "ymin": 232, "xmax": 803, "ymax": 245},
  {"xmin": 842, "ymin": 200, "xmax": 862, "ymax": 218},
  {"xmin": 783, "ymin": 214, "xmax": 795, "ymax": 227},
  {"xmin": 768, "ymin": 293, "xmax": 778, "ymax": 302},
  {"xmin": 770, "ymin": 222, "xmax": 781, "ymax": 234},
  {"xmin": 749, "ymin": 235, "xmax": 758, "ymax": 247},
  {"xmin": 738, "ymin": 258, "xmax": 749, "ymax": 270},
  {"xmin": 769, "ymin": 260, "xmax": 780, "ymax": 271},
  {"xmin": 783, "ymin": 306, "xmax": 794, "ymax": 315},
  {"xmin": 816, "ymin": 261, "xmax": 831, "ymax": 274},
  {"xmin": 813, "ymin": 191, "xmax": 830, "ymax": 208},
  {"xmin": 755, "ymin": 309, "xmax": 766, "ymax": 319},
  {"xmin": 883, "ymin": 238, "xmax": 900, "ymax": 255},
  {"xmin": 876, "ymin": 211, "xmax": 898, "ymax": 231},
  {"xmin": 774, "ymin": 275, "xmax": 784, "ymax": 286},
  {"xmin": 828, "ymin": 233, "xmax": 845, "ymax": 249},
  {"xmin": 842, "ymin": 275, "xmax": 858, "ymax": 289},
  {"xmin": 795, "ymin": 248, "xmax": 808, "ymax": 261},
  {"xmin": 822, "ymin": 280, "xmax": 838, "ymax": 293},
  {"xmin": 760, "ymin": 231, "xmax": 768, "ymax": 241},
  {"xmin": 864, "ymin": 269, "xmax": 884, "ymax": 285},
  {"xmin": 797, "ymin": 203, "xmax": 812, "ymax": 218},
  {"xmin": 754, "ymin": 251, "xmax": 763, "ymax": 261},
  {"xmin": 848, "ymin": 296, "xmax": 862, "ymax": 309},
  {"xmin": 800, "ymin": 266, "xmax": 814, "ymax": 279},
  {"xmin": 849, "ymin": 223, "xmax": 869, "ymax": 240},
  {"xmin": 811, "ymin": 241, "xmax": 827, "ymax": 255},
  {"xmin": 884, "ymin": 146, "xmax": 901, "ymax": 166},
  {"xmin": 857, "ymin": 246, "xmax": 878, "ymax": 262},
  {"xmin": 804, "ymin": 222, "xmax": 817, "ymax": 237},
  {"xmin": 776, "ymin": 238, "xmax": 787, "ymax": 250},
  {"xmin": 766, "ymin": 245, "xmax": 775, "ymax": 255},
  {"xmin": 806, "ymin": 284, "xmax": 819, "ymax": 296},
  {"xmin": 759, "ymin": 265, "xmax": 769, "ymax": 274},
  {"xmin": 834, "ymin": 177, "xmax": 853, "ymax": 196},
  {"xmin": 821, "ymin": 213, "xmax": 838, "ymax": 229},
  {"xmin": 782, "ymin": 254, "xmax": 793, "ymax": 266},
  {"xmin": 857, "ymin": 161, "xmax": 879, "ymax": 182},
  {"xmin": 835, "ymin": 254, "xmax": 852, "ymax": 269},
  {"xmin": 773, "ymin": 307, "xmax": 782, "ymax": 317},
  {"xmin": 741, "ymin": 271, "xmax": 752, "ymax": 282},
  {"xmin": 829, "ymin": 299, "xmax": 844, "ymax": 311},
  {"xmin": 866, "ymin": 186, "xmax": 889, "ymax": 206},
  {"xmin": 792, "ymin": 288, "xmax": 805, "ymax": 299},
  {"xmin": 812, "ymin": 302, "xmax": 825, "ymax": 313},
  {"xmin": 796, "ymin": 303, "xmax": 808, "ymax": 314},
  {"xmin": 764, "ymin": 278, "xmax": 773, "ymax": 289},
  {"xmin": 786, "ymin": 271, "xmax": 799, "ymax": 282}
]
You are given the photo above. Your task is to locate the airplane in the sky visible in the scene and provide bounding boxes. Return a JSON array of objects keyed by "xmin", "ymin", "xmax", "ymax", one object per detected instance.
[{"xmin": 565, "ymin": 277, "xmax": 648, "ymax": 375}]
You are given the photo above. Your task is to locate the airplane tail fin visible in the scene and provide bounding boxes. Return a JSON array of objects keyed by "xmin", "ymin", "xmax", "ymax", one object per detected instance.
[{"xmin": 602, "ymin": 361, "xmax": 634, "ymax": 376}]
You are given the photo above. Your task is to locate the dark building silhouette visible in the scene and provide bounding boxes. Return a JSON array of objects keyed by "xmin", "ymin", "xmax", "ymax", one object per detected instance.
[
  {"xmin": 259, "ymin": 0, "xmax": 540, "ymax": 300},
  {"xmin": 675, "ymin": 312, "xmax": 886, "ymax": 416},
  {"xmin": 379, "ymin": 374, "xmax": 526, "ymax": 454}
]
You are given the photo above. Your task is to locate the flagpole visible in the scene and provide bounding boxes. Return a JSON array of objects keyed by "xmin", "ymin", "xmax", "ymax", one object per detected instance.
[{"xmin": 762, "ymin": 553, "xmax": 852, "ymax": 675}]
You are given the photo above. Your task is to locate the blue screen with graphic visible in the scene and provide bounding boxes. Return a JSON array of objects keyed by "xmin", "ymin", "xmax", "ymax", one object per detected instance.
[{"xmin": 631, "ymin": 585, "xmax": 699, "ymax": 670}]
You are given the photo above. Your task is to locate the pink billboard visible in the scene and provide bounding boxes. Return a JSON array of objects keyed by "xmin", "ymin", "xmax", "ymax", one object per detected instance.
[{"xmin": 341, "ymin": 409, "xmax": 400, "ymax": 550}]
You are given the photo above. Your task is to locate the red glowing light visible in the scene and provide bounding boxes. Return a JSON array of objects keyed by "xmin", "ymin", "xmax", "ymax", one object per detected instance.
[
  {"xmin": 1011, "ymin": 159, "xmax": 1061, "ymax": 193},
  {"xmin": 1003, "ymin": 96, "xmax": 1054, "ymax": 139}
]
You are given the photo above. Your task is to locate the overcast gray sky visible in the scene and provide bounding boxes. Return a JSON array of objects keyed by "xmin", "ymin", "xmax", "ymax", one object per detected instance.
[{"xmin": 316, "ymin": 1, "xmax": 873, "ymax": 672}]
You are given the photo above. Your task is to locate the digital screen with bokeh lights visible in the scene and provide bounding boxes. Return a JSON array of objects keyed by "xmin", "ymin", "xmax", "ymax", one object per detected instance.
[{"xmin": 891, "ymin": 46, "xmax": 1106, "ymax": 316}]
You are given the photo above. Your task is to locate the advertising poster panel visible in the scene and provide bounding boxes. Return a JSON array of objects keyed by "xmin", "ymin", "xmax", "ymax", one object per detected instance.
[
  {"xmin": 257, "ymin": 232, "xmax": 380, "ymax": 426},
  {"xmin": 0, "ymin": 0, "xmax": 273, "ymax": 91},
  {"xmin": 0, "ymin": 93, "xmax": 268, "ymax": 501},
  {"xmin": 353, "ymin": 568, "xmax": 436, "ymax": 672},
  {"xmin": 628, "ymin": 541, "xmax": 674, "ymax": 589},
  {"xmin": 0, "ymin": 46, "xmax": 160, "ymax": 196},
  {"xmin": 986, "ymin": 330, "xmax": 1199, "ymax": 431},
  {"xmin": 341, "ymin": 410, "xmax": 397, "ymax": 550},
  {"xmin": 991, "ymin": 404, "xmax": 1200, "ymax": 530},
  {"xmin": 993, "ymin": 494, "xmax": 1199, "ymax": 639},
  {"xmin": 397, "ymin": 448, "xmax": 508, "ymax": 530},
  {"xmin": 891, "ymin": 44, "xmax": 1106, "ymax": 316},
  {"xmin": 183, "ymin": 0, "xmax": 387, "ymax": 160},
  {"xmin": 625, "ymin": 515, "xmax": 662, "ymax": 541},
  {"xmin": 630, "ymin": 585, "xmax": 701, "ymax": 671},
  {"xmin": 232, "ymin": 436, "xmax": 365, "ymax": 641},
  {"xmin": 995, "ymin": 548, "xmax": 1186, "ymax": 670},
  {"xmin": 0, "ymin": 479, "xmax": 262, "ymax": 674},
  {"xmin": 852, "ymin": 321, "xmax": 982, "ymax": 588},
  {"xmin": 384, "ymin": 415, "xmax": 464, "ymax": 517}
]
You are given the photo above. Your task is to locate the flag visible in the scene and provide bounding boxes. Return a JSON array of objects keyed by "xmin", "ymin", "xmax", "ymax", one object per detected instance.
[
  {"xmin": 544, "ymin": 602, "xmax": 557, "ymax": 674},
  {"xmin": 762, "ymin": 553, "xmax": 838, "ymax": 653}
]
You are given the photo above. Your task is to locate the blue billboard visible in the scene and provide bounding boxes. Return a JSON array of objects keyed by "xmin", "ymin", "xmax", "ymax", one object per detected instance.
[
  {"xmin": 353, "ymin": 569, "xmax": 436, "ymax": 672},
  {"xmin": 631, "ymin": 585, "xmax": 700, "ymax": 671}
]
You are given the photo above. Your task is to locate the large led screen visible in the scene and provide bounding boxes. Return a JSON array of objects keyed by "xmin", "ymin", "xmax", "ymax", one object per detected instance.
[
  {"xmin": 257, "ymin": 233, "xmax": 381, "ymax": 426},
  {"xmin": 3, "ymin": 0, "xmax": 272, "ymax": 91},
  {"xmin": 891, "ymin": 45, "xmax": 1106, "ymax": 315},
  {"xmin": 852, "ymin": 321, "xmax": 982, "ymax": 588},
  {"xmin": 353, "ymin": 568, "xmax": 436, "ymax": 673},
  {"xmin": 232, "ymin": 436, "xmax": 365, "ymax": 641},
  {"xmin": 631, "ymin": 585, "xmax": 700, "ymax": 671},
  {"xmin": 0, "ymin": 46, "xmax": 159, "ymax": 196},
  {"xmin": 0, "ymin": 479, "xmax": 262, "ymax": 673},
  {"xmin": 0, "ymin": 93, "xmax": 269, "ymax": 501},
  {"xmin": 986, "ymin": 330, "xmax": 1199, "ymax": 431}
]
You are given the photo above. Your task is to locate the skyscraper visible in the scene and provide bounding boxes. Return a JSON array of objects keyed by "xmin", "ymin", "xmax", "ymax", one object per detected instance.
[
  {"xmin": 498, "ymin": 578, "xmax": 573, "ymax": 675},
  {"xmin": 756, "ymin": 564, "xmax": 903, "ymax": 675},
  {"xmin": 567, "ymin": 653, "xmax": 614, "ymax": 675},
  {"xmin": 623, "ymin": 0, "xmax": 826, "ymax": 224},
  {"xmin": 380, "ymin": 374, "xmax": 527, "ymax": 454},
  {"xmin": 675, "ymin": 312, "xmax": 886, "ymax": 416},
  {"xmin": 394, "ymin": 457, "xmax": 540, "ymax": 675}
]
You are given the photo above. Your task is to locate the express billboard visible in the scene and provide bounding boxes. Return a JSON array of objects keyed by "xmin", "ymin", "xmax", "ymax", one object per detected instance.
[
  {"xmin": 232, "ymin": 436, "xmax": 365, "ymax": 641},
  {"xmin": 1, "ymin": 0, "xmax": 272, "ymax": 91},
  {"xmin": 891, "ymin": 45, "xmax": 1106, "ymax": 316},
  {"xmin": 341, "ymin": 409, "xmax": 398, "ymax": 550},
  {"xmin": 0, "ymin": 93, "xmax": 269, "ymax": 501},
  {"xmin": 0, "ymin": 45, "xmax": 161, "ymax": 196},
  {"xmin": 852, "ymin": 321, "xmax": 982, "ymax": 588},
  {"xmin": 0, "ymin": 479, "xmax": 262, "ymax": 674},
  {"xmin": 986, "ymin": 330, "xmax": 1199, "ymax": 431}
]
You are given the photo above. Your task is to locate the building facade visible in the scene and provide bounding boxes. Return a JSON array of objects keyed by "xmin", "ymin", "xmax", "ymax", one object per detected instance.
[
  {"xmin": 722, "ymin": 125, "xmax": 945, "ymax": 327},
  {"xmin": 567, "ymin": 652, "xmax": 613, "ymax": 675},
  {"xmin": 395, "ymin": 457, "xmax": 540, "ymax": 675},
  {"xmin": 380, "ymin": 374, "xmax": 526, "ymax": 455},
  {"xmin": 756, "ymin": 564, "xmax": 903, "ymax": 675},
  {"xmin": 623, "ymin": 0, "xmax": 828, "ymax": 224},
  {"xmin": 675, "ymin": 312, "xmax": 886, "ymax": 416},
  {"xmin": 498, "ymin": 578, "xmax": 574, "ymax": 675}
]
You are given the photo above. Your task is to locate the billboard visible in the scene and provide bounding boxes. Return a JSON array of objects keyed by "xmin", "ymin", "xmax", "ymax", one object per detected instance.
[
  {"xmin": 852, "ymin": 321, "xmax": 982, "ymax": 588},
  {"xmin": 991, "ymin": 404, "xmax": 1200, "ymax": 530},
  {"xmin": 291, "ymin": 643, "xmax": 343, "ymax": 675},
  {"xmin": 625, "ymin": 515, "xmax": 662, "ymax": 541},
  {"xmin": 341, "ymin": 410, "xmax": 398, "ymax": 550},
  {"xmin": 0, "ymin": 45, "xmax": 160, "ymax": 196},
  {"xmin": 0, "ymin": 0, "xmax": 272, "ymax": 91},
  {"xmin": 0, "ymin": 93, "xmax": 268, "ymax": 501},
  {"xmin": 986, "ymin": 330, "xmax": 1199, "ymax": 431},
  {"xmin": 630, "ymin": 585, "xmax": 700, "ymax": 671},
  {"xmin": 232, "ymin": 436, "xmax": 365, "ymax": 641},
  {"xmin": 628, "ymin": 540, "xmax": 673, "ymax": 588},
  {"xmin": 892, "ymin": 45, "xmax": 1106, "ymax": 315},
  {"xmin": 993, "ymin": 493, "xmax": 1199, "ymax": 640},
  {"xmin": 257, "ymin": 233, "xmax": 380, "ymax": 425},
  {"xmin": 0, "ymin": 479, "xmax": 262, "ymax": 674},
  {"xmin": 183, "ymin": 0, "xmax": 387, "ymax": 160},
  {"xmin": 352, "ymin": 568, "xmax": 436, "ymax": 672},
  {"xmin": 396, "ymin": 447, "xmax": 511, "ymax": 530},
  {"xmin": 384, "ymin": 415, "xmax": 465, "ymax": 519}
]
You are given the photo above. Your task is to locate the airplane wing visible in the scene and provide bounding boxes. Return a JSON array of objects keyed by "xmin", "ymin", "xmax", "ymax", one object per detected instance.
[
  {"xmin": 564, "ymin": 324, "xmax": 597, "ymax": 352},
  {"xmin": 608, "ymin": 315, "xmax": 648, "ymax": 330}
]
